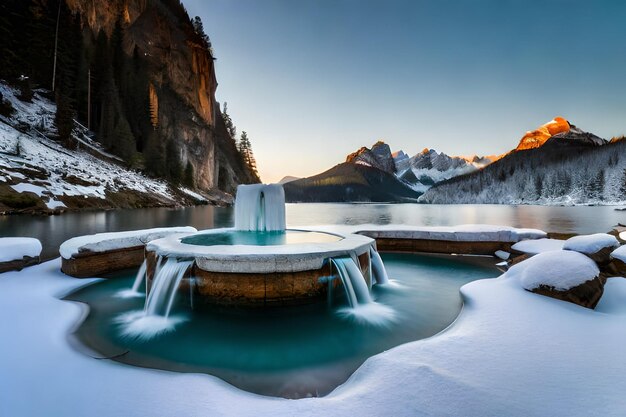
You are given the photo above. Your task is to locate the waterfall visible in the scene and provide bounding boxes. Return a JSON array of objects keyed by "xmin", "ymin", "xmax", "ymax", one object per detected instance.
[
  {"xmin": 144, "ymin": 258, "xmax": 193, "ymax": 317},
  {"xmin": 330, "ymin": 256, "xmax": 372, "ymax": 308},
  {"xmin": 370, "ymin": 248, "xmax": 390, "ymax": 285},
  {"xmin": 234, "ymin": 184, "xmax": 286, "ymax": 232},
  {"xmin": 130, "ymin": 260, "xmax": 148, "ymax": 293}
]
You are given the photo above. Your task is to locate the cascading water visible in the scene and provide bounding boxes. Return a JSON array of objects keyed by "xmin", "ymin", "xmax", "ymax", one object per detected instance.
[
  {"xmin": 117, "ymin": 258, "xmax": 192, "ymax": 340},
  {"xmin": 144, "ymin": 258, "xmax": 193, "ymax": 317},
  {"xmin": 116, "ymin": 260, "xmax": 148, "ymax": 298},
  {"xmin": 370, "ymin": 248, "xmax": 390, "ymax": 285},
  {"xmin": 330, "ymin": 256, "xmax": 373, "ymax": 307},
  {"xmin": 131, "ymin": 260, "xmax": 148, "ymax": 293},
  {"xmin": 330, "ymin": 255, "xmax": 396, "ymax": 325},
  {"xmin": 235, "ymin": 184, "xmax": 286, "ymax": 232}
]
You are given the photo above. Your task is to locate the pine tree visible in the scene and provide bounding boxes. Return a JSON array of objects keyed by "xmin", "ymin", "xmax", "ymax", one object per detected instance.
[
  {"xmin": 55, "ymin": 82, "xmax": 75, "ymax": 148},
  {"xmin": 166, "ymin": 139, "xmax": 182, "ymax": 183},
  {"xmin": 238, "ymin": 131, "xmax": 259, "ymax": 180},
  {"xmin": 184, "ymin": 161, "xmax": 195, "ymax": 188},
  {"xmin": 144, "ymin": 130, "xmax": 166, "ymax": 177},
  {"xmin": 222, "ymin": 102, "xmax": 236, "ymax": 139},
  {"xmin": 112, "ymin": 115, "xmax": 135, "ymax": 162}
]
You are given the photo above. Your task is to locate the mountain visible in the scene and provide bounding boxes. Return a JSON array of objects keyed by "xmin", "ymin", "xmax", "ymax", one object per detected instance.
[
  {"xmin": 394, "ymin": 148, "xmax": 498, "ymax": 193},
  {"xmin": 0, "ymin": 0, "xmax": 258, "ymax": 199},
  {"xmin": 278, "ymin": 176, "xmax": 300, "ymax": 184},
  {"xmin": 283, "ymin": 163, "xmax": 421, "ymax": 203},
  {"xmin": 420, "ymin": 117, "xmax": 625, "ymax": 205},
  {"xmin": 345, "ymin": 141, "xmax": 396, "ymax": 174},
  {"xmin": 0, "ymin": 83, "xmax": 230, "ymax": 214}
]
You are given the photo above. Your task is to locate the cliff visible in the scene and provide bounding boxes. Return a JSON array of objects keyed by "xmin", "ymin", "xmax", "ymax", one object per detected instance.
[{"xmin": 64, "ymin": 0, "xmax": 256, "ymax": 193}]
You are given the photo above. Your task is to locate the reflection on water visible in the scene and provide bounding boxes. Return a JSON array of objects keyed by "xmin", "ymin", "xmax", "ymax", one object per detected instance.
[{"xmin": 0, "ymin": 203, "xmax": 623, "ymax": 259}]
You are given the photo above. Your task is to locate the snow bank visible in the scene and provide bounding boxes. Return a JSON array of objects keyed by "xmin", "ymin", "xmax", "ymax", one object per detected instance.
[
  {"xmin": 507, "ymin": 250, "xmax": 599, "ymax": 291},
  {"xmin": 610, "ymin": 245, "xmax": 626, "ymax": 263},
  {"xmin": 511, "ymin": 238, "xmax": 565, "ymax": 255},
  {"xmin": 0, "ymin": 237, "xmax": 42, "ymax": 262},
  {"xmin": 2, "ymin": 255, "xmax": 626, "ymax": 416},
  {"xmin": 356, "ymin": 224, "xmax": 546, "ymax": 242},
  {"xmin": 59, "ymin": 227, "xmax": 197, "ymax": 259},
  {"xmin": 563, "ymin": 233, "xmax": 619, "ymax": 254},
  {"xmin": 595, "ymin": 278, "xmax": 626, "ymax": 315}
]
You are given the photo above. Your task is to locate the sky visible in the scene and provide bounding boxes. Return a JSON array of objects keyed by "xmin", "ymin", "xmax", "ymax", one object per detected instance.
[{"xmin": 184, "ymin": 0, "xmax": 626, "ymax": 183}]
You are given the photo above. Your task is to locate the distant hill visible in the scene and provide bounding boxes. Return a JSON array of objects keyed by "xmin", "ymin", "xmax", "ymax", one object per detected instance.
[
  {"xmin": 420, "ymin": 118, "xmax": 626, "ymax": 205},
  {"xmin": 278, "ymin": 176, "xmax": 300, "ymax": 184},
  {"xmin": 283, "ymin": 163, "xmax": 420, "ymax": 203}
]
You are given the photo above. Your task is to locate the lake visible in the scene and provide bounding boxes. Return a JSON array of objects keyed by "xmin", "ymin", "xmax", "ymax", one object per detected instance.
[{"xmin": 0, "ymin": 203, "xmax": 624, "ymax": 259}]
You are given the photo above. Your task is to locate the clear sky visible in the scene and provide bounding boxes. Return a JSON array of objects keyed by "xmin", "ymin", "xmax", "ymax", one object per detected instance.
[{"xmin": 184, "ymin": 0, "xmax": 626, "ymax": 183}]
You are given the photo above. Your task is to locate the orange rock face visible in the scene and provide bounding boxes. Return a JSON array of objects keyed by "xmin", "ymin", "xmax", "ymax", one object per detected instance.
[{"xmin": 516, "ymin": 117, "xmax": 570, "ymax": 150}]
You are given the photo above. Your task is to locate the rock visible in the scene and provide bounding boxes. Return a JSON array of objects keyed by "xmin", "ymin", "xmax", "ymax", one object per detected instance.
[
  {"xmin": 346, "ymin": 141, "xmax": 396, "ymax": 174},
  {"xmin": 508, "ymin": 250, "xmax": 603, "ymax": 309},
  {"xmin": 564, "ymin": 233, "xmax": 620, "ymax": 265},
  {"xmin": 530, "ymin": 276, "xmax": 605, "ymax": 309}
]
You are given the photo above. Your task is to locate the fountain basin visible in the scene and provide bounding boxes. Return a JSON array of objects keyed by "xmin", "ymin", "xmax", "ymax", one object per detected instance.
[{"xmin": 145, "ymin": 228, "xmax": 375, "ymax": 307}]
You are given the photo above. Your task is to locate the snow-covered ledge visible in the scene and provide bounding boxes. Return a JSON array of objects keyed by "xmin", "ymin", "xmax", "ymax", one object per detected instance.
[
  {"xmin": 146, "ymin": 228, "xmax": 373, "ymax": 273},
  {"xmin": 60, "ymin": 227, "xmax": 197, "ymax": 277},
  {"xmin": 0, "ymin": 237, "xmax": 42, "ymax": 273},
  {"xmin": 355, "ymin": 224, "xmax": 546, "ymax": 255}
]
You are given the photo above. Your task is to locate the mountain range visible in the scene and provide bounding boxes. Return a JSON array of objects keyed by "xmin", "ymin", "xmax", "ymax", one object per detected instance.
[{"xmin": 285, "ymin": 117, "xmax": 626, "ymax": 205}]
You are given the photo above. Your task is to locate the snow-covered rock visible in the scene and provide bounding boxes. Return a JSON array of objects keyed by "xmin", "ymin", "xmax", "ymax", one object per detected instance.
[
  {"xmin": 564, "ymin": 233, "xmax": 620, "ymax": 264},
  {"xmin": 610, "ymin": 245, "xmax": 626, "ymax": 263},
  {"xmin": 0, "ymin": 237, "xmax": 42, "ymax": 262},
  {"xmin": 59, "ymin": 227, "xmax": 197, "ymax": 259},
  {"xmin": 511, "ymin": 238, "xmax": 565, "ymax": 255},
  {"xmin": 507, "ymin": 250, "xmax": 603, "ymax": 308}
]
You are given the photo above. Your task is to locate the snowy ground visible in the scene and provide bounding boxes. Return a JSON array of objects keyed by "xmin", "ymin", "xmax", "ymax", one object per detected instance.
[
  {"xmin": 0, "ymin": 83, "xmax": 207, "ymax": 211},
  {"xmin": 2, "ymin": 252, "xmax": 626, "ymax": 416}
]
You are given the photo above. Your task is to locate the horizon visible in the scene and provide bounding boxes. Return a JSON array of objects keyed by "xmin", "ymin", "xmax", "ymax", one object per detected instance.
[{"xmin": 185, "ymin": 0, "xmax": 626, "ymax": 183}]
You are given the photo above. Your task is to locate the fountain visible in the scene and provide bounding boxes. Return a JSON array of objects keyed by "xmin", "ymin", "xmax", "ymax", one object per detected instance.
[{"xmin": 122, "ymin": 184, "xmax": 390, "ymax": 336}]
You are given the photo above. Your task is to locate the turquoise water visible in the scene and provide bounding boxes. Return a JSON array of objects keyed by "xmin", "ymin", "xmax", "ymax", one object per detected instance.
[
  {"xmin": 181, "ymin": 229, "xmax": 341, "ymax": 246},
  {"xmin": 66, "ymin": 253, "xmax": 499, "ymax": 398}
]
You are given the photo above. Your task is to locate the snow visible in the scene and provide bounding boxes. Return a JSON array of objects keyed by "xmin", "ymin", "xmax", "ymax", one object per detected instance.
[
  {"xmin": 0, "ymin": 83, "xmax": 206, "ymax": 209},
  {"xmin": 494, "ymin": 250, "xmax": 510, "ymax": 260},
  {"xmin": 2, "ymin": 254, "xmax": 626, "ymax": 416},
  {"xmin": 595, "ymin": 278, "xmax": 626, "ymax": 315},
  {"xmin": 511, "ymin": 238, "xmax": 565, "ymax": 255},
  {"xmin": 10, "ymin": 182, "xmax": 47, "ymax": 196},
  {"xmin": 0, "ymin": 237, "xmax": 42, "ymax": 262},
  {"xmin": 610, "ymin": 245, "xmax": 626, "ymax": 263},
  {"xmin": 59, "ymin": 227, "xmax": 197, "ymax": 259},
  {"xmin": 563, "ymin": 233, "xmax": 620, "ymax": 254},
  {"xmin": 180, "ymin": 187, "xmax": 207, "ymax": 202},
  {"xmin": 356, "ymin": 224, "xmax": 546, "ymax": 243},
  {"xmin": 506, "ymin": 250, "xmax": 599, "ymax": 291}
]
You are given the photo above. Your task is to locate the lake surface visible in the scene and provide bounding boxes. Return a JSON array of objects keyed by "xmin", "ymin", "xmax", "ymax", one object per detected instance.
[{"xmin": 0, "ymin": 203, "xmax": 624, "ymax": 259}]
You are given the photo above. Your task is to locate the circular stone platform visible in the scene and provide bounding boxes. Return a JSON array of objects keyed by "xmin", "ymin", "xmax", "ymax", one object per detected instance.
[{"xmin": 145, "ymin": 228, "xmax": 376, "ymax": 307}]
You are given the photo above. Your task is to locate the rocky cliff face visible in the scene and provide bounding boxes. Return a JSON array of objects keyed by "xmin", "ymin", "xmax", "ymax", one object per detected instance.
[
  {"xmin": 65, "ymin": 0, "xmax": 255, "ymax": 193},
  {"xmin": 346, "ymin": 141, "xmax": 396, "ymax": 174}
]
